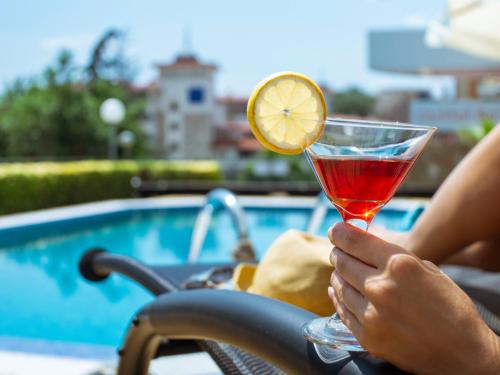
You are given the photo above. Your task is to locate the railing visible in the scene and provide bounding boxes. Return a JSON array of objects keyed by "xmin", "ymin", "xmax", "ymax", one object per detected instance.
[
  {"xmin": 187, "ymin": 189, "xmax": 255, "ymax": 263},
  {"xmin": 306, "ymin": 193, "xmax": 330, "ymax": 234}
]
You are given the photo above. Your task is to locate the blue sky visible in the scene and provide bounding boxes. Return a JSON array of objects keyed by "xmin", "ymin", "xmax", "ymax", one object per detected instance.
[{"xmin": 1, "ymin": 0, "xmax": 452, "ymax": 96}]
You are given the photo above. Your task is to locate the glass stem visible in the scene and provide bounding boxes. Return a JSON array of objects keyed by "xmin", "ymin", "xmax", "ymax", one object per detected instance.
[
  {"xmin": 326, "ymin": 313, "xmax": 343, "ymax": 328},
  {"xmin": 345, "ymin": 218, "xmax": 369, "ymax": 231}
]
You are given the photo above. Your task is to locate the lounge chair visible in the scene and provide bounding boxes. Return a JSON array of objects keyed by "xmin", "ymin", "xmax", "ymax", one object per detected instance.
[{"xmin": 79, "ymin": 249, "xmax": 500, "ymax": 375}]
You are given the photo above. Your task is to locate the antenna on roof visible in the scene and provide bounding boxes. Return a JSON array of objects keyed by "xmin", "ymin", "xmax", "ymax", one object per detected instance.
[{"xmin": 182, "ymin": 25, "xmax": 193, "ymax": 55}]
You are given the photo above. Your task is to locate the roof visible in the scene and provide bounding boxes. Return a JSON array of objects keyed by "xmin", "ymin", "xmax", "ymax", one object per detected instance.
[
  {"xmin": 213, "ymin": 120, "xmax": 261, "ymax": 153},
  {"xmin": 217, "ymin": 97, "xmax": 248, "ymax": 104},
  {"xmin": 216, "ymin": 120, "xmax": 249, "ymax": 131},
  {"xmin": 128, "ymin": 82, "xmax": 159, "ymax": 94},
  {"xmin": 238, "ymin": 138, "xmax": 261, "ymax": 152},
  {"xmin": 369, "ymin": 29, "xmax": 500, "ymax": 77},
  {"xmin": 156, "ymin": 53, "xmax": 217, "ymax": 73}
]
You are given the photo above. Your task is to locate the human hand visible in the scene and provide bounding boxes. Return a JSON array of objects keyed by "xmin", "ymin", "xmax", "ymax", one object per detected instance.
[
  {"xmin": 368, "ymin": 224, "xmax": 408, "ymax": 248},
  {"xmin": 328, "ymin": 222, "xmax": 500, "ymax": 375}
]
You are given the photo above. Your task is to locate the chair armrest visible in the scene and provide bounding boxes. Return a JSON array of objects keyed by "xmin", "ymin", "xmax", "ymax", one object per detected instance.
[
  {"xmin": 117, "ymin": 289, "xmax": 406, "ymax": 375},
  {"xmin": 79, "ymin": 248, "xmax": 176, "ymax": 295}
]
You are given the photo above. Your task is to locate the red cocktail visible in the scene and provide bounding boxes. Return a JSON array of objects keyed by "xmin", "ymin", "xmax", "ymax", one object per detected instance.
[
  {"xmin": 311, "ymin": 156, "xmax": 413, "ymax": 222},
  {"xmin": 303, "ymin": 118, "xmax": 436, "ymax": 351}
]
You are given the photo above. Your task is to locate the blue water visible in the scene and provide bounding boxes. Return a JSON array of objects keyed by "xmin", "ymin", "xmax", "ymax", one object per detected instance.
[{"xmin": 0, "ymin": 206, "xmax": 410, "ymax": 354}]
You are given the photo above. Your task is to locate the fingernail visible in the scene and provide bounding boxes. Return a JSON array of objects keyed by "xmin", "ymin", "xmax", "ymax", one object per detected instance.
[
  {"xmin": 327, "ymin": 286, "xmax": 334, "ymax": 299},
  {"xmin": 422, "ymin": 260, "xmax": 441, "ymax": 271}
]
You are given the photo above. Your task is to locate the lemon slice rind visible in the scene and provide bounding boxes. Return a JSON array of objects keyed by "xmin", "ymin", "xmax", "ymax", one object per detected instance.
[{"xmin": 247, "ymin": 72, "xmax": 326, "ymax": 155}]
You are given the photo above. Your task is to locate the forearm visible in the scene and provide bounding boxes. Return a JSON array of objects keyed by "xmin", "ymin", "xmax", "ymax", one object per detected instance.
[
  {"xmin": 472, "ymin": 328, "xmax": 500, "ymax": 375},
  {"xmin": 444, "ymin": 238, "xmax": 500, "ymax": 272},
  {"xmin": 407, "ymin": 126, "xmax": 500, "ymax": 262},
  {"xmin": 445, "ymin": 327, "xmax": 500, "ymax": 375}
]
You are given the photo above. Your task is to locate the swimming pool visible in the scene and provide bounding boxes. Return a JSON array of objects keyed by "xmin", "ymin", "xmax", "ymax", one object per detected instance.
[{"xmin": 0, "ymin": 196, "xmax": 423, "ymax": 358}]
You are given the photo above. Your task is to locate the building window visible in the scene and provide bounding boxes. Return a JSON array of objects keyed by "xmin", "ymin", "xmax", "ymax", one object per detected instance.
[
  {"xmin": 170, "ymin": 122, "xmax": 179, "ymax": 130},
  {"xmin": 169, "ymin": 142, "xmax": 179, "ymax": 152},
  {"xmin": 188, "ymin": 87, "xmax": 205, "ymax": 104},
  {"xmin": 169, "ymin": 101, "xmax": 179, "ymax": 111}
]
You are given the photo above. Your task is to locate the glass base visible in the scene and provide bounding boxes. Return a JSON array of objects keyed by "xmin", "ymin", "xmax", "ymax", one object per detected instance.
[{"xmin": 302, "ymin": 315, "xmax": 365, "ymax": 352}]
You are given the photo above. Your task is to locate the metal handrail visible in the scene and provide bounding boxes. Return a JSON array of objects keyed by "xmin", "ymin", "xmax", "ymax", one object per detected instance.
[
  {"xmin": 187, "ymin": 189, "xmax": 255, "ymax": 263},
  {"xmin": 306, "ymin": 193, "xmax": 330, "ymax": 234}
]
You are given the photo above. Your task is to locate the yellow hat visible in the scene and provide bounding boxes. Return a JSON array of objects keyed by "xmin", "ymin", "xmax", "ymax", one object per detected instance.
[{"xmin": 233, "ymin": 229, "xmax": 335, "ymax": 316}]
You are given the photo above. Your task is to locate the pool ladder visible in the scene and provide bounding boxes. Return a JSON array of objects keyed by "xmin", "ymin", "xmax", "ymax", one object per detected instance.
[
  {"xmin": 307, "ymin": 193, "xmax": 330, "ymax": 234},
  {"xmin": 187, "ymin": 189, "xmax": 255, "ymax": 263}
]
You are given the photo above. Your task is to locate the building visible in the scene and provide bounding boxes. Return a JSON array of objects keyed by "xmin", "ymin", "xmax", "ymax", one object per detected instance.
[
  {"xmin": 213, "ymin": 97, "xmax": 260, "ymax": 159},
  {"xmin": 374, "ymin": 90, "xmax": 430, "ymax": 122},
  {"xmin": 144, "ymin": 52, "xmax": 261, "ymax": 160},
  {"xmin": 145, "ymin": 53, "xmax": 217, "ymax": 159},
  {"xmin": 369, "ymin": 29, "xmax": 500, "ymax": 132}
]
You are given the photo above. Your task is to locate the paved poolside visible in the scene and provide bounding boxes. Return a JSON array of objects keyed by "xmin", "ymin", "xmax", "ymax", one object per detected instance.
[{"xmin": 0, "ymin": 350, "xmax": 222, "ymax": 375}]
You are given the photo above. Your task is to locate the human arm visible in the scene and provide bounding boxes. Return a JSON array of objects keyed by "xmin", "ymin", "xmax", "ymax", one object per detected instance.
[
  {"xmin": 443, "ymin": 238, "xmax": 500, "ymax": 271},
  {"xmin": 405, "ymin": 125, "xmax": 500, "ymax": 264},
  {"xmin": 370, "ymin": 227, "xmax": 500, "ymax": 272},
  {"xmin": 329, "ymin": 223, "xmax": 500, "ymax": 375}
]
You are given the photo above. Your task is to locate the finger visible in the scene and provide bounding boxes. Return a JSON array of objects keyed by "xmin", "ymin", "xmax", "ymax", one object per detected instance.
[
  {"xmin": 330, "ymin": 247, "xmax": 377, "ymax": 294},
  {"xmin": 329, "ymin": 222, "xmax": 402, "ymax": 268},
  {"xmin": 331, "ymin": 292, "xmax": 364, "ymax": 339},
  {"xmin": 328, "ymin": 286, "xmax": 334, "ymax": 300},
  {"xmin": 331, "ymin": 271, "xmax": 369, "ymax": 322}
]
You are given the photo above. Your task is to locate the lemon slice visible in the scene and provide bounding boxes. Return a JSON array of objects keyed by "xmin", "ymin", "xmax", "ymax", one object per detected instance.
[{"xmin": 247, "ymin": 72, "xmax": 326, "ymax": 155}]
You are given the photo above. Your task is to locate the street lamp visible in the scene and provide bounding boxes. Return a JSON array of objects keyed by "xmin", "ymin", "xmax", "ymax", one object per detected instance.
[
  {"xmin": 100, "ymin": 98, "xmax": 125, "ymax": 160},
  {"xmin": 118, "ymin": 130, "xmax": 136, "ymax": 159}
]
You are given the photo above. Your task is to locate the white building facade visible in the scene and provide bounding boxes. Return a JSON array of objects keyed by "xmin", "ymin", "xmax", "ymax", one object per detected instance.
[{"xmin": 146, "ymin": 53, "xmax": 217, "ymax": 159}]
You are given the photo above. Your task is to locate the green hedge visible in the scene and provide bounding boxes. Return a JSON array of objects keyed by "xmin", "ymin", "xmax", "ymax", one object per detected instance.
[{"xmin": 0, "ymin": 160, "xmax": 221, "ymax": 215}]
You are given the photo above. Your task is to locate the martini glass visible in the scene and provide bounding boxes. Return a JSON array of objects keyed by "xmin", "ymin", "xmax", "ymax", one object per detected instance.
[{"xmin": 302, "ymin": 118, "xmax": 436, "ymax": 351}]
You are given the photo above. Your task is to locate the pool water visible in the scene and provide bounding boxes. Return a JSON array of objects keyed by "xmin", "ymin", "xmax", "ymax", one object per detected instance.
[{"xmin": 0, "ymin": 206, "xmax": 410, "ymax": 355}]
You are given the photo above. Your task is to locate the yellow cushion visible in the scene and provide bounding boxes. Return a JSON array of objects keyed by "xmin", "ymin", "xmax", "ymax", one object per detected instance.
[{"xmin": 233, "ymin": 229, "xmax": 334, "ymax": 316}]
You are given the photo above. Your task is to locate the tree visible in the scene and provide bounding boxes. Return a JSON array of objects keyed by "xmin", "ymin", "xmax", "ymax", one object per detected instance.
[
  {"xmin": 458, "ymin": 118, "xmax": 496, "ymax": 144},
  {"xmin": 331, "ymin": 88, "xmax": 374, "ymax": 116},
  {"xmin": 87, "ymin": 78, "xmax": 149, "ymax": 157},
  {"xmin": 0, "ymin": 29, "xmax": 148, "ymax": 159},
  {"xmin": 86, "ymin": 29, "xmax": 135, "ymax": 83},
  {"xmin": 0, "ymin": 50, "xmax": 107, "ymax": 158}
]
